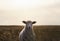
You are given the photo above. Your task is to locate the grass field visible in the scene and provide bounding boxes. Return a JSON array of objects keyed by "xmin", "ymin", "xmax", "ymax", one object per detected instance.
[{"xmin": 0, "ymin": 25, "xmax": 60, "ymax": 41}]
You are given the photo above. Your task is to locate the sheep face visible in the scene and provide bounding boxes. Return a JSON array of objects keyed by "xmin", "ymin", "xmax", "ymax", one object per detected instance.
[{"xmin": 22, "ymin": 21, "xmax": 36, "ymax": 29}]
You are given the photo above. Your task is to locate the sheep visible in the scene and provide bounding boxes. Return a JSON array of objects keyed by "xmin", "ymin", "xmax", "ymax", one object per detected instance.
[{"xmin": 19, "ymin": 21, "xmax": 36, "ymax": 41}]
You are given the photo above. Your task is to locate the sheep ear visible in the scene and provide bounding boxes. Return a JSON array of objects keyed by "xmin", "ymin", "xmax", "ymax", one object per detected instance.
[
  {"xmin": 22, "ymin": 21, "xmax": 26, "ymax": 24},
  {"xmin": 32, "ymin": 21, "xmax": 36, "ymax": 24}
]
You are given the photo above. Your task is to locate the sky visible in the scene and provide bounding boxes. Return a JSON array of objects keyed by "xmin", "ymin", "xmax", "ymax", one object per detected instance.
[{"xmin": 0, "ymin": 0, "xmax": 60, "ymax": 25}]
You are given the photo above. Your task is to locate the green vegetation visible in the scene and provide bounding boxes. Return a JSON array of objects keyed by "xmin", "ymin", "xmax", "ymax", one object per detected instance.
[{"xmin": 0, "ymin": 25, "xmax": 60, "ymax": 41}]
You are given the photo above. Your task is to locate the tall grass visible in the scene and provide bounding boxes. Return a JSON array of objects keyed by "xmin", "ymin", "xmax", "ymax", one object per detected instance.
[{"xmin": 0, "ymin": 25, "xmax": 60, "ymax": 41}]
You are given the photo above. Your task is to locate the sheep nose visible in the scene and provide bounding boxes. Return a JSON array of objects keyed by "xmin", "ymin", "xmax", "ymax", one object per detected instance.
[{"xmin": 29, "ymin": 26, "xmax": 30, "ymax": 29}]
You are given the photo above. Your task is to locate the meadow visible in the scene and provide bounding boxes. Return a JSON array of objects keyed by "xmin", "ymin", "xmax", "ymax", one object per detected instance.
[{"xmin": 0, "ymin": 25, "xmax": 60, "ymax": 41}]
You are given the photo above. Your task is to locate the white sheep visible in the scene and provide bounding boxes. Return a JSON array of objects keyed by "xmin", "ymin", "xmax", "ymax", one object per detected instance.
[{"xmin": 19, "ymin": 21, "xmax": 36, "ymax": 41}]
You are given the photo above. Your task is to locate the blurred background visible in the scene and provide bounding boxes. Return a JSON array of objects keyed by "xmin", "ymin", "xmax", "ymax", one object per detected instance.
[
  {"xmin": 0, "ymin": 0, "xmax": 60, "ymax": 41},
  {"xmin": 0, "ymin": 0, "xmax": 60, "ymax": 25}
]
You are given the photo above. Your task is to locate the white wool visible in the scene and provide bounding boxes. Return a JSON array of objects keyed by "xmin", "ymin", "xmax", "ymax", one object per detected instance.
[{"xmin": 19, "ymin": 27, "xmax": 25, "ymax": 38}]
